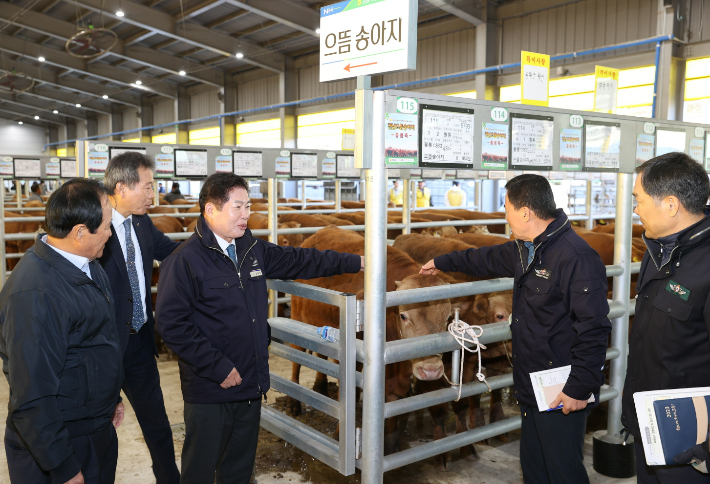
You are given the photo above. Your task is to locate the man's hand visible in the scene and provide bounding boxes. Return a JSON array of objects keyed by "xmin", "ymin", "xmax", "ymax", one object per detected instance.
[
  {"xmin": 221, "ymin": 367, "xmax": 242, "ymax": 389},
  {"xmin": 360, "ymin": 255, "xmax": 365, "ymax": 272},
  {"xmin": 419, "ymin": 259, "xmax": 440, "ymax": 276},
  {"xmin": 65, "ymin": 471, "xmax": 84, "ymax": 484},
  {"xmin": 548, "ymin": 392, "xmax": 588, "ymax": 415},
  {"xmin": 674, "ymin": 441, "xmax": 710, "ymax": 473},
  {"xmin": 112, "ymin": 402, "xmax": 125, "ymax": 428}
]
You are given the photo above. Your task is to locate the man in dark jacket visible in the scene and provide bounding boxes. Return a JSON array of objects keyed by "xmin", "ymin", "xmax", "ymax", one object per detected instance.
[
  {"xmin": 421, "ymin": 174, "xmax": 611, "ymax": 484},
  {"xmin": 99, "ymin": 153, "xmax": 181, "ymax": 484},
  {"xmin": 622, "ymin": 152, "xmax": 710, "ymax": 484},
  {"xmin": 156, "ymin": 173, "xmax": 363, "ymax": 484},
  {"xmin": 0, "ymin": 178, "xmax": 124, "ymax": 484},
  {"xmin": 163, "ymin": 182, "xmax": 186, "ymax": 203}
]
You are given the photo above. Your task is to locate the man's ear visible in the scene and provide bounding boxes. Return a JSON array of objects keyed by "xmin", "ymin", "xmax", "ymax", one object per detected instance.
[
  {"xmin": 72, "ymin": 224, "xmax": 86, "ymax": 243},
  {"xmin": 667, "ymin": 195, "xmax": 681, "ymax": 217}
]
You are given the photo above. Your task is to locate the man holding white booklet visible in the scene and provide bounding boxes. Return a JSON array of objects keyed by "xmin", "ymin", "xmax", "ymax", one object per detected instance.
[
  {"xmin": 622, "ymin": 152, "xmax": 710, "ymax": 483},
  {"xmin": 421, "ymin": 174, "xmax": 611, "ymax": 484}
]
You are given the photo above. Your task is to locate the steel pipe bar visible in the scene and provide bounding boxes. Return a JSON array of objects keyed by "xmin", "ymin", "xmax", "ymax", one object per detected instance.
[
  {"xmin": 267, "ymin": 281, "xmax": 345, "ymax": 307},
  {"xmin": 269, "ymin": 317, "xmax": 340, "ymax": 360},
  {"xmin": 270, "ymin": 374, "xmax": 340, "ymax": 418},
  {"xmin": 269, "ymin": 341, "xmax": 364, "ymax": 389}
]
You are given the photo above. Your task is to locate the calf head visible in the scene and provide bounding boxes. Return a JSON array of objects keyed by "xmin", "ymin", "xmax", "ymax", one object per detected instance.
[
  {"xmin": 277, "ymin": 222, "xmax": 304, "ymax": 247},
  {"xmin": 472, "ymin": 291, "xmax": 513, "ymax": 325},
  {"xmin": 394, "ymin": 274, "xmax": 452, "ymax": 381}
]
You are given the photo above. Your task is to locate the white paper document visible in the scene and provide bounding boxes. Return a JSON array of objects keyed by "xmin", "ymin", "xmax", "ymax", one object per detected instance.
[
  {"xmin": 633, "ymin": 387, "xmax": 710, "ymax": 466},
  {"xmin": 530, "ymin": 365, "xmax": 594, "ymax": 412}
]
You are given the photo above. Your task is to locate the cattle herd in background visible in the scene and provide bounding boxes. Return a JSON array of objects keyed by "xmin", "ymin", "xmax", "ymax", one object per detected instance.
[{"xmin": 1, "ymin": 192, "xmax": 646, "ymax": 469}]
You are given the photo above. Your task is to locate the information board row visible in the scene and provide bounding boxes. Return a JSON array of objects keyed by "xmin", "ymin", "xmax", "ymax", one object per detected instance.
[{"xmin": 0, "ymin": 156, "xmax": 77, "ymax": 179}]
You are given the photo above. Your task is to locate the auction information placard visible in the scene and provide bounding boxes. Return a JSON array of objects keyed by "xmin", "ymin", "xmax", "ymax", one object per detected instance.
[
  {"xmin": 291, "ymin": 153, "xmax": 318, "ymax": 178},
  {"xmin": 175, "ymin": 149, "xmax": 208, "ymax": 177},
  {"xmin": 419, "ymin": 105, "xmax": 474, "ymax": 168},
  {"xmin": 510, "ymin": 114, "xmax": 554, "ymax": 170},
  {"xmin": 585, "ymin": 122, "xmax": 621, "ymax": 170},
  {"xmin": 481, "ymin": 122, "xmax": 509, "ymax": 170},
  {"xmin": 559, "ymin": 128, "xmax": 582, "ymax": 171},
  {"xmin": 385, "ymin": 112, "xmax": 418, "ymax": 165},
  {"xmin": 234, "ymin": 151, "xmax": 262, "ymax": 178},
  {"xmin": 13, "ymin": 158, "xmax": 41, "ymax": 178}
]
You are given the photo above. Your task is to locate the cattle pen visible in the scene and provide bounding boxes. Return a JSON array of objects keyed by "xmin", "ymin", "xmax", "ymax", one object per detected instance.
[{"xmin": 0, "ymin": 88, "xmax": 707, "ymax": 484}]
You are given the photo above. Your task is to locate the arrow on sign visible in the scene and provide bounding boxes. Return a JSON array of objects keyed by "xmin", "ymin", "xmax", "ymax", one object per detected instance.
[{"xmin": 344, "ymin": 62, "xmax": 377, "ymax": 72}]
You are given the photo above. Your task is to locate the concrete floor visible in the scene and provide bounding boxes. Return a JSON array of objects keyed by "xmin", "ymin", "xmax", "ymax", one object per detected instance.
[{"xmin": 0, "ymin": 355, "xmax": 636, "ymax": 484}]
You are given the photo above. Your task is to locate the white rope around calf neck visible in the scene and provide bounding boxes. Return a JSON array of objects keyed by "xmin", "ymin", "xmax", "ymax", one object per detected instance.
[{"xmin": 443, "ymin": 318, "xmax": 492, "ymax": 402}]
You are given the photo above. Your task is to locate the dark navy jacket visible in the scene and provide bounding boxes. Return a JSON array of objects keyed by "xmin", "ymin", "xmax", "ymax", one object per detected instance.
[
  {"xmin": 0, "ymin": 236, "xmax": 123, "ymax": 483},
  {"xmin": 155, "ymin": 217, "xmax": 361, "ymax": 404},
  {"xmin": 434, "ymin": 209, "xmax": 611, "ymax": 407},
  {"xmin": 622, "ymin": 216, "xmax": 710, "ymax": 439},
  {"xmin": 98, "ymin": 212, "xmax": 179, "ymax": 358}
]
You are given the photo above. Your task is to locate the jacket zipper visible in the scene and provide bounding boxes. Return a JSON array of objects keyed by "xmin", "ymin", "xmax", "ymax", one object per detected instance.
[{"xmin": 516, "ymin": 220, "xmax": 569, "ymax": 272}]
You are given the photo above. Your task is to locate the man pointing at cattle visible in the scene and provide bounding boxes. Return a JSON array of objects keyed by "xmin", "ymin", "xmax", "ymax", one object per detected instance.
[
  {"xmin": 420, "ymin": 174, "xmax": 611, "ymax": 484},
  {"xmin": 156, "ymin": 173, "xmax": 364, "ymax": 484}
]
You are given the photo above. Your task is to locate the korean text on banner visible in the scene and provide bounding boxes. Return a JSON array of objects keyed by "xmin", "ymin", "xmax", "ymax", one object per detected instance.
[
  {"xmin": 319, "ymin": 0, "xmax": 417, "ymax": 82},
  {"xmin": 520, "ymin": 51, "xmax": 550, "ymax": 106},
  {"xmin": 594, "ymin": 66, "xmax": 619, "ymax": 113}
]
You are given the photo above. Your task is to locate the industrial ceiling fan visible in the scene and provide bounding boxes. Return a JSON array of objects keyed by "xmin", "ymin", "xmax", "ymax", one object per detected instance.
[
  {"xmin": 66, "ymin": 25, "xmax": 117, "ymax": 58},
  {"xmin": 0, "ymin": 70, "xmax": 34, "ymax": 93}
]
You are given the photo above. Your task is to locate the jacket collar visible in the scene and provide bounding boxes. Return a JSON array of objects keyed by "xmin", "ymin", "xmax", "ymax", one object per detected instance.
[
  {"xmin": 643, "ymin": 215, "xmax": 710, "ymax": 270},
  {"xmin": 195, "ymin": 216, "xmax": 254, "ymax": 254},
  {"xmin": 515, "ymin": 209, "xmax": 570, "ymax": 249},
  {"xmin": 33, "ymin": 234, "xmax": 95, "ymax": 285}
]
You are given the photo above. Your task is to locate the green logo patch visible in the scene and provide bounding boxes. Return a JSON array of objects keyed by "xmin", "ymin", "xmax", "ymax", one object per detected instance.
[{"xmin": 666, "ymin": 280, "xmax": 690, "ymax": 301}]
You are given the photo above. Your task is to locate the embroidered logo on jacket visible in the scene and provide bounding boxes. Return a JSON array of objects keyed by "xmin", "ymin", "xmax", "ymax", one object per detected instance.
[
  {"xmin": 534, "ymin": 268, "xmax": 552, "ymax": 280},
  {"xmin": 666, "ymin": 280, "xmax": 690, "ymax": 301}
]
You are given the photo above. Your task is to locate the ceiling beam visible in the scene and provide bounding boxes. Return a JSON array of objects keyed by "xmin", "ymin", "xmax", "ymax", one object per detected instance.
[
  {"xmin": 422, "ymin": 0, "xmax": 485, "ymax": 26},
  {"xmin": 220, "ymin": 0, "xmax": 319, "ymax": 37},
  {"xmin": 178, "ymin": 0, "xmax": 227, "ymax": 20},
  {"xmin": 205, "ymin": 8, "xmax": 250, "ymax": 28},
  {"xmin": 61, "ymin": 0, "xmax": 285, "ymax": 73},
  {"xmin": 0, "ymin": 4, "xmax": 223, "ymax": 88},
  {"xmin": 0, "ymin": 110, "xmax": 48, "ymax": 128},
  {"xmin": 0, "ymin": 64, "xmax": 140, "ymax": 108},
  {"xmin": 0, "ymin": 93, "xmax": 87, "ymax": 121},
  {"xmin": 0, "ymin": 105, "xmax": 65, "ymax": 125},
  {"xmin": 0, "ymin": 32, "xmax": 177, "ymax": 98}
]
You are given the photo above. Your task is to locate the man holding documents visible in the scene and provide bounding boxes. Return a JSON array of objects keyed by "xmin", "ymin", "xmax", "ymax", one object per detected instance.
[
  {"xmin": 420, "ymin": 174, "xmax": 611, "ymax": 484},
  {"xmin": 622, "ymin": 152, "xmax": 710, "ymax": 483}
]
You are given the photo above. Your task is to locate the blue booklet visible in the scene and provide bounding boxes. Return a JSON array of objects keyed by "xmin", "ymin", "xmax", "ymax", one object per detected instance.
[{"xmin": 653, "ymin": 396, "xmax": 710, "ymax": 465}]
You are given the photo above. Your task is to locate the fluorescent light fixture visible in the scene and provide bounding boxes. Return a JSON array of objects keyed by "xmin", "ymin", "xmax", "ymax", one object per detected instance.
[
  {"xmin": 34, "ymin": 115, "xmax": 39, "ymax": 120},
  {"xmin": 236, "ymin": 52, "xmax": 244, "ymax": 59},
  {"xmin": 103, "ymin": 95, "xmax": 108, "ymax": 99},
  {"xmin": 116, "ymin": 9, "xmax": 124, "ymax": 16},
  {"xmin": 179, "ymin": 70, "xmax": 186, "ymax": 76},
  {"xmin": 38, "ymin": 56, "xmax": 45, "ymax": 62},
  {"xmin": 53, "ymin": 110, "xmax": 58, "ymax": 114},
  {"xmin": 315, "ymin": 28, "xmax": 321, "ymax": 34},
  {"xmin": 18, "ymin": 121, "xmax": 23, "ymax": 125},
  {"xmin": 76, "ymin": 103, "xmax": 81, "ymax": 107},
  {"xmin": 135, "ymin": 80, "xmax": 142, "ymax": 85}
]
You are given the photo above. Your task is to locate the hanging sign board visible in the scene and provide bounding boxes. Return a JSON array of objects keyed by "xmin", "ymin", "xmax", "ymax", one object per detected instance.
[
  {"xmin": 175, "ymin": 149, "xmax": 208, "ymax": 177},
  {"xmin": 13, "ymin": 158, "xmax": 41, "ymax": 178},
  {"xmin": 215, "ymin": 155, "xmax": 232, "ymax": 174},
  {"xmin": 593, "ymin": 66, "xmax": 619, "ymax": 113},
  {"xmin": 88, "ymin": 151, "xmax": 110, "ymax": 177},
  {"xmin": 336, "ymin": 154, "xmax": 360, "ymax": 178},
  {"xmin": 291, "ymin": 153, "xmax": 318, "ymax": 178},
  {"xmin": 656, "ymin": 129, "xmax": 687, "ymax": 156},
  {"xmin": 584, "ymin": 121, "xmax": 621, "ymax": 171},
  {"xmin": 342, "ymin": 128, "xmax": 355, "ymax": 150},
  {"xmin": 45, "ymin": 162, "xmax": 60, "ymax": 178},
  {"xmin": 559, "ymin": 128, "xmax": 583, "ymax": 171},
  {"xmin": 155, "ymin": 154, "xmax": 175, "ymax": 178},
  {"xmin": 60, "ymin": 158, "xmax": 77, "ymax": 178},
  {"xmin": 233, "ymin": 152, "xmax": 263, "ymax": 178},
  {"xmin": 418, "ymin": 105, "xmax": 474, "ymax": 168},
  {"xmin": 689, "ymin": 139, "xmax": 705, "ymax": 164},
  {"xmin": 520, "ymin": 51, "xmax": 550, "ymax": 106},
  {"xmin": 481, "ymin": 122, "xmax": 509, "ymax": 170},
  {"xmin": 510, "ymin": 113, "xmax": 554, "ymax": 170},
  {"xmin": 384, "ymin": 112, "xmax": 418, "ymax": 165},
  {"xmin": 319, "ymin": 0, "xmax": 417, "ymax": 82},
  {"xmin": 635, "ymin": 134, "xmax": 655, "ymax": 167}
]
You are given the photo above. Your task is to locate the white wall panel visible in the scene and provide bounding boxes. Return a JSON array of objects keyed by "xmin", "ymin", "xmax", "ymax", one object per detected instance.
[
  {"xmin": 501, "ymin": 0, "xmax": 657, "ymax": 64},
  {"xmin": 154, "ymin": 99, "xmax": 176, "ymax": 127},
  {"xmin": 190, "ymin": 90, "xmax": 221, "ymax": 119},
  {"xmin": 122, "ymin": 108, "xmax": 139, "ymax": 132},
  {"xmin": 238, "ymin": 76, "xmax": 279, "ymax": 111},
  {"xmin": 0, "ymin": 119, "xmax": 47, "ymax": 155}
]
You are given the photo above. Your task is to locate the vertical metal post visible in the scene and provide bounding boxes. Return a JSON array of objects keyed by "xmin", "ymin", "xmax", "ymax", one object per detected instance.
[
  {"xmin": 402, "ymin": 175, "xmax": 411, "ymax": 235},
  {"xmin": 301, "ymin": 180, "xmax": 307, "ymax": 209},
  {"xmin": 338, "ymin": 293, "xmax": 357, "ymax": 475},
  {"xmin": 335, "ymin": 179, "xmax": 342, "ymax": 213},
  {"xmin": 410, "ymin": 180, "xmax": 417, "ymax": 212},
  {"xmin": 154, "ymin": 180, "xmax": 160, "ymax": 207},
  {"xmin": 16, "ymin": 182, "xmax": 21, "ymax": 209},
  {"xmin": 586, "ymin": 180, "xmax": 594, "ymax": 229},
  {"xmin": 606, "ymin": 173, "xmax": 632, "ymax": 437},
  {"xmin": 267, "ymin": 177, "xmax": 278, "ymax": 318},
  {"xmin": 362, "ymin": 90, "xmax": 386, "ymax": 484},
  {"xmin": 450, "ymin": 308, "xmax": 461, "ymax": 384}
]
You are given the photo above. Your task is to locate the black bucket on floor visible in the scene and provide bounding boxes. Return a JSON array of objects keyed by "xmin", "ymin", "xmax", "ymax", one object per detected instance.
[{"xmin": 592, "ymin": 430, "xmax": 636, "ymax": 478}]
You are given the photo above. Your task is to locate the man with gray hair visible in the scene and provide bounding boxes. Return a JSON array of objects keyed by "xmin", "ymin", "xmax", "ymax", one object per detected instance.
[
  {"xmin": 623, "ymin": 152, "xmax": 710, "ymax": 483},
  {"xmin": 99, "ymin": 152, "xmax": 180, "ymax": 484}
]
